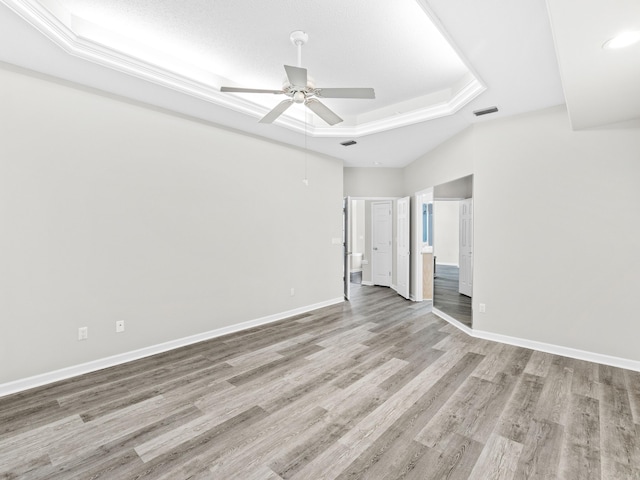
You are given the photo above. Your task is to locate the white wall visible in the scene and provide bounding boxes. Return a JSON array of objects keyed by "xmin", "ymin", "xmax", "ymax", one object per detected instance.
[
  {"xmin": 406, "ymin": 105, "xmax": 640, "ymax": 363},
  {"xmin": 344, "ymin": 167, "xmax": 405, "ymax": 197},
  {"xmin": 472, "ymin": 106, "xmax": 640, "ymax": 361},
  {"xmin": 433, "ymin": 201, "xmax": 459, "ymax": 266},
  {"xmin": 404, "ymin": 128, "xmax": 474, "ymax": 195},
  {"xmin": 405, "ymin": 129, "xmax": 474, "ymax": 300},
  {"xmin": 0, "ymin": 66, "xmax": 344, "ymax": 384}
]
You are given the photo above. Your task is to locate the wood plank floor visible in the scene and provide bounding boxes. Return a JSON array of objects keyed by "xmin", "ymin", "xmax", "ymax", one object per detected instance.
[
  {"xmin": 434, "ymin": 264, "xmax": 473, "ymax": 328},
  {"xmin": 2, "ymin": 284, "xmax": 640, "ymax": 479}
]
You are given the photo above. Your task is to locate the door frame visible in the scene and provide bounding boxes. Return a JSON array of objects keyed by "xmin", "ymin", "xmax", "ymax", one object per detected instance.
[
  {"xmin": 343, "ymin": 196, "xmax": 351, "ymax": 300},
  {"xmin": 413, "ymin": 188, "xmax": 434, "ymax": 302},
  {"xmin": 343, "ymin": 197, "xmax": 399, "ymax": 297},
  {"xmin": 396, "ymin": 196, "xmax": 411, "ymax": 299},
  {"xmin": 458, "ymin": 198, "xmax": 473, "ymax": 297},
  {"xmin": 413, "ymin": 178, "xmax": 475, "ymax": 322}
]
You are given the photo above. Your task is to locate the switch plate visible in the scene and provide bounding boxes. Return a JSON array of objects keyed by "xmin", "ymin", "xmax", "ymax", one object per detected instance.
[
  {"xmin": 290, "ymin": 288, "xmax": 295, "ymax": 297},
  {"xmin": 479, "ymin": 303, "xmax": 486, "ymax": 313},
  {"xmin": 116, "ymin": 320, "xmax": 125, "ymax": 333},
  {"xmin": 78, "ymin": 327, "xmax": 88, "ymax": 340}
]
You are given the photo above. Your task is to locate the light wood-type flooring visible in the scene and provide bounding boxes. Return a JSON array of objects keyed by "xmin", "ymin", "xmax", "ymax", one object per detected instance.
[
  {"xmin": 434, "ymin": 264, "xmax": 473, "ymax": 328},
  {"xmin": 2, "ymin": 284, "xmax": 640, "ymax": 479}
]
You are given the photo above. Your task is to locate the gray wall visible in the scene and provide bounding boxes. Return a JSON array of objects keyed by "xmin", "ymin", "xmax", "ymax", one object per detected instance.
[
  {"xmin": 344, "ymin": 167, "xmax": 405, "ymax": 197},
  {"xmin": 406, "ymin": 105, "xmax": 640, "ymax": 362},
  {"xmin": 472, "ymin": 106, "xmax": 640, "ymax": 361},
  {"xmin": 404, "ymin": 129, "xmax": 474, "ymax": 300},
  {"xmin": 433, "ymin": 201, "xmax": 460, "ymax": 266},
  {"xmin": 0, "ymin": 66, "xmax": 344, "ymax": 384},
  {"xmin": 404, "ymin": 128, "xmax": 474, "ymax": 195}
]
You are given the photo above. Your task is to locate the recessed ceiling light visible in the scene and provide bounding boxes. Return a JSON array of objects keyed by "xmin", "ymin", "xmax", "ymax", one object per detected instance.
[{"xmin": 602, "ymin": 31, "xmax": 640, "ymax": 49}]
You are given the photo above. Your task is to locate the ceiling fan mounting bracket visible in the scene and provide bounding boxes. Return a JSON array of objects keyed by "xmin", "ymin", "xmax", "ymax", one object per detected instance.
[{"xmin": 289, "ymin": 30, "xmax": 309, "ymax": 47}]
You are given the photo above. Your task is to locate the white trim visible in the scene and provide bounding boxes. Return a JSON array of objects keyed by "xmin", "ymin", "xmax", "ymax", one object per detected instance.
[
  {"xmin": 0, "ymin": 297, "xmax": 343, "ymax": 398},
  {"xmin": 472, "ymin": 329, "xmax": 640, "ymax": 373},
  {"xmin": 361, "ymin": 281, "xmax": 375, "ymax": 286},
  {"xmin": 435, "ymin": 262, "xmax": 459, "ymax": 267},
  {"xmin": 432, "ymin": 308, "xmax": 640, "ymax": 373},
  {"xmin": 391, "ymin": 284, "xmax": 398, "ymax": 292}
]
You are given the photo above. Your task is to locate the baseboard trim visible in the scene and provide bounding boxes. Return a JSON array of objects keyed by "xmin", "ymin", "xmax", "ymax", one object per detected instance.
[
  {"xmin": 431, "ymin": 309, "xmax": 640, "ymax": 372},
  {"xmin": 361, "ymin": 281, "xmax": 374, "ymax": 286},
  {"xmin": 472, "ymin": 329, "xmax": 640, "ymax": 372},
  {"xmin": 0, "ymin": 297, "xmax": 344, "ymax": 398}
]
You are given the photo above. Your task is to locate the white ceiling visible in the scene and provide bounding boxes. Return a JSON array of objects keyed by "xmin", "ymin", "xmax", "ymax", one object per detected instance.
[
  {"xmin": 0, "ymin": 0, "xmax": 636, "ymax": 167},
  {"xmin": 546, "ymin": 0, "xmax": 640, "ymax": 130}
]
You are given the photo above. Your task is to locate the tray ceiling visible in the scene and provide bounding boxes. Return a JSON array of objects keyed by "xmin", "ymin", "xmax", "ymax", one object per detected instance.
[{"xmin": 6, "ymin": 0, "xmax": 617, "ymax": 167}]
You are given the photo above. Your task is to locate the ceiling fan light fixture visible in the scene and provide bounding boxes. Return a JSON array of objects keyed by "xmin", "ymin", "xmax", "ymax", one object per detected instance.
[{"xmin": 602, "ymin": 31, "xmax": 640, "ymax": 49}]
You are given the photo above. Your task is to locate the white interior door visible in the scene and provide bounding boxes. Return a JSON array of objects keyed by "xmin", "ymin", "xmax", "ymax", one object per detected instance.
[
  {"xmin": 459, "ymin": 198, "xmax": 473, "ymax": 297},
  {"xmin": 343, "ymin": 197, "xmax": 351, "ymax": 300},
  {"xmin": 396, "ymin": 196, "xmax": 410, "ymax": 299},
  {"xmin": 372, "ymin": 201, "xmax": 392, "ymax": 287}
]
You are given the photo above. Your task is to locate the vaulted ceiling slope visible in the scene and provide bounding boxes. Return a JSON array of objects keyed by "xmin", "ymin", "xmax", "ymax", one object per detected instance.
[{"xmin": 1, "ymin": 1, "xmax": 635, "ymax": 167}]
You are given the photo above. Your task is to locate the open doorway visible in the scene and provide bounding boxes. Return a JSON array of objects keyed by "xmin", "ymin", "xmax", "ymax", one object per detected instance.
[
  {"xmin": 433, "ymin": 199, "xmax": 472, "ymax": 327},
  {"xmin": 433, "ymin": 175, "xmax": 473, "ymax": 327},
  {"xmin": 413, "ymin": 176, "xmax": 473, "ymax": 327},
  {"xmin": 344, "ymin": 197, "xmax": 408, "ymax": 299}
]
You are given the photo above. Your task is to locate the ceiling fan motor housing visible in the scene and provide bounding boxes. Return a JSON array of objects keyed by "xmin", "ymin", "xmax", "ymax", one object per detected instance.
[{"xmin": 220, "ymin": 31, "xmax": 374, "ymax": 126}]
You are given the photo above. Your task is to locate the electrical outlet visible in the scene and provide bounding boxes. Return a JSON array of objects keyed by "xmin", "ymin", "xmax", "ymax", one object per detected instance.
[
  {"xmin": 116, "ymin": 320, "xmax": 125, "ymax": 333},
  {"xmin": 290, "ymin": 288, "xmax": 295, "ymax": 297},
  {"xmin": 479, "ymin": 303, "xmax": 486, "ymax": 313},
  {"xmin": 78, "ymin": 327, "xmax": 88, "ymax": 340}
]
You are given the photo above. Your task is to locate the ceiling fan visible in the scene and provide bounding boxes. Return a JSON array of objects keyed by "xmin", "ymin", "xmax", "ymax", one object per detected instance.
[{"xmin": 220, "ymin": 31, "xmax": 375, "ymax": 126}]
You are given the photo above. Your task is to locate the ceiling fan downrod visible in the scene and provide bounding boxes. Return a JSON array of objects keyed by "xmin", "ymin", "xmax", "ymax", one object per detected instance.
[{"xmin": 290, "ymin": 30, "xmax": 308, "ymax": 68}]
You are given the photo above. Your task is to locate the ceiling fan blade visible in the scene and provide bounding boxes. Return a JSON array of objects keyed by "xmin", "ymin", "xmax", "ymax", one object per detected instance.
[
  {"xmin": 315, "ymin": 88, "xmax": 375, "ymax": 99},
  {"xmin": 284, "ymin": 65, "xmax": 308, "ymax": 87},
  {"xmin": 259, "ymin": 99, "xmax": 294, "ymax": 123},
  {"xmin": 305, "ymin": 99, "xmax": 343, "ymax": 126},
  {"xmin": 220, "ymin": 86, "xmax": 283, "ymax": 94}
]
